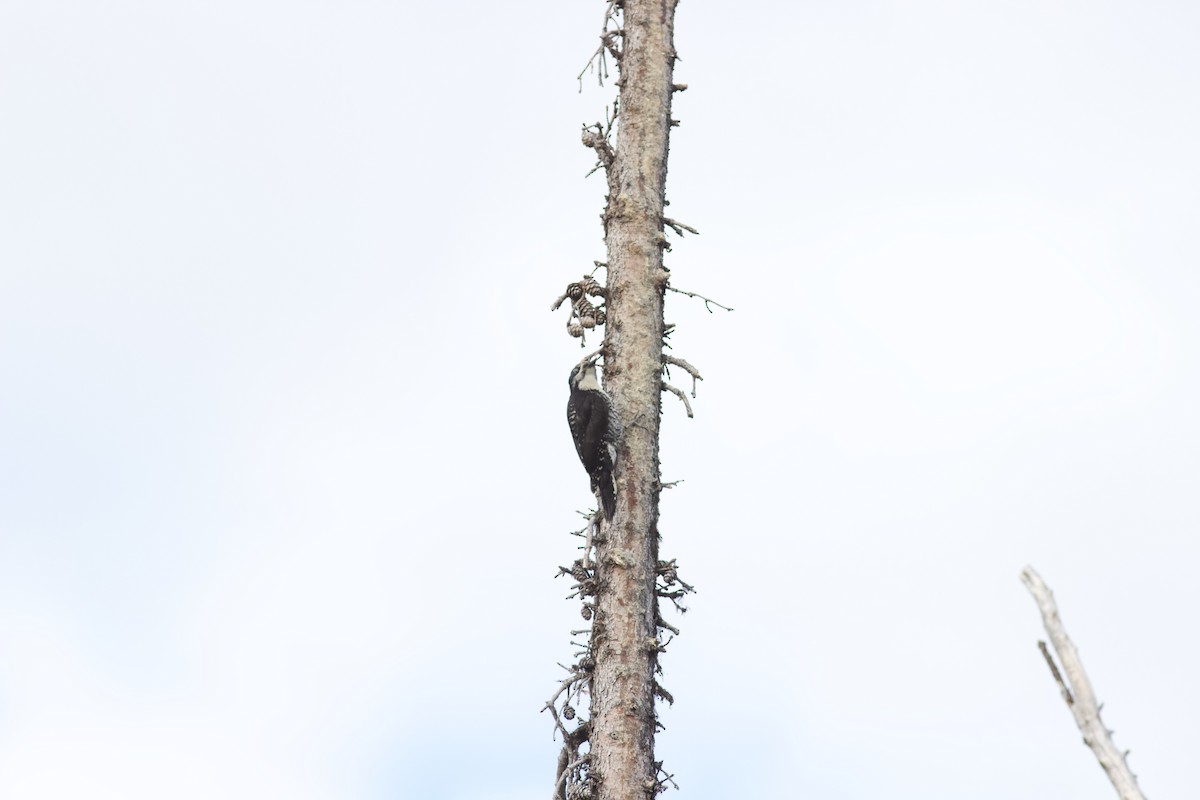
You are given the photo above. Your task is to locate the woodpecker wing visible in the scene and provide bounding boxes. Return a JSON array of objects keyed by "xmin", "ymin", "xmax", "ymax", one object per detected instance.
[
  {"xmin": 566, "ymin": 394, "xmax": 591, "ymax": 463},
  {"xmin": 568, "ymin": 392, "xmax": 608, "ymax": 461},
  {"xmin": 583, "ymin": 396, "xmax": 611, "ymax": 468}
]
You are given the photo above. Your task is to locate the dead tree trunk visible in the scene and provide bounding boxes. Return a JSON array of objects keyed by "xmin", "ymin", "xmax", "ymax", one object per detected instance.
[
  {"xmin": 595, "ymin": 17, "xmax": 673, "ymax": 800},
  {"xmin": 591, "ymin": 3, "xmax": 679, "ymax": 799},
  {"xmin": 549, "ymin": 2, "xmax": 690, "ymax": 798}
]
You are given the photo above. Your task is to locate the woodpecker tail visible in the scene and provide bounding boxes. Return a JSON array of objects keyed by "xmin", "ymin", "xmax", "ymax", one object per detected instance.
[{"xmin": 597, "ymin": 474, "xmax": 616, "ymax": 520}]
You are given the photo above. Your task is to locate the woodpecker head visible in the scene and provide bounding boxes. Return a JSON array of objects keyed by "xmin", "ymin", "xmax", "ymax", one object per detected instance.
[{"xmin": 569, "ymin": 361, "xmax": 602, "ymax": 392}]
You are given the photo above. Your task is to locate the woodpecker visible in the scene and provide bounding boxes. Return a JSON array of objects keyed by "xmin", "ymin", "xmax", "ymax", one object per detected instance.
[{"xmin": 567, "ymin": 360, "xmax": 617, "ymax": 519}]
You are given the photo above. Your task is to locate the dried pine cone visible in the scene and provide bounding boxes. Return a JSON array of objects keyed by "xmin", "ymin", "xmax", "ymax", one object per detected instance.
[
  {"xmin": 573, "ymin": 297, "xmax": 597, "ymax": 318},
  {"xmin": 581, "ymin": 276, "xmax": 606, "ymax": 297}
]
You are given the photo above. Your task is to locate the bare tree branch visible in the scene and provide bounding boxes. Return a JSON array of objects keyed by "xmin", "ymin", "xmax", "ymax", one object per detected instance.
[
  {"xmin": 576, "ymin": 0, "xmax": 621, "ymax": 89},
  {"xmin": 662, "ymin": 217, "xmax": 699, "ymax": 236},
  {"xmin": 542, "ymin": 670, "xmax": 587, "ymax": 739},
  {"xmin": 582, "ymin": 123, "xmax": 615, "ymax": 170},
  {"xmin": 552, "ymin": 724, "xmax": 591, "ymax": 800},
  {"xmin": 1021, "ymin": 566, "xmax": 1147, "ymax": 800},
  {"xmin": 663, "ymin": 355, "xmax": 702, "ymax": 397},
  {"xmin": 581, "ymin": 515, "xmax": 596, "ymax": 569},
  {"xmin": 662, "ymin": 355, "xmax": 701, "ymax": 380},
  {"xmin": 661, "ymin": 381, "xmax": 693, "ymax": 417},
  {"xmin": 553, "ymin": 754, "xmax": 591, "ymax": 800},
  {"xmin": 665, "ymin": 285, "xmax": 733, "ymax": 313}
]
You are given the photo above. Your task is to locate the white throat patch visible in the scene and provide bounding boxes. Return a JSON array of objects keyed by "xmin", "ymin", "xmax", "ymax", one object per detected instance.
[{"xmin": 577, "ymin": 366, "xmax": 602, "ymax": 392}]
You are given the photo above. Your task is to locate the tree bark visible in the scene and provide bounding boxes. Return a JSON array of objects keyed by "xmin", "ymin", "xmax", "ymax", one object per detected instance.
[{"xmin": 591, "ymin": 1, "xmax": 679, "ymax": 798}]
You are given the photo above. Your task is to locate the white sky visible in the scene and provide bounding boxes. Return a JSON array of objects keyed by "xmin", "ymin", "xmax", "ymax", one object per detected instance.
[{"xmin": 2, "ymin": 1, "xmax": 1198, "ymax": 798}]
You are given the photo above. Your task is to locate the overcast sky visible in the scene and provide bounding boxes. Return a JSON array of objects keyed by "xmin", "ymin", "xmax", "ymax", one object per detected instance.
[{"xmin": 2, "ymin": 1, "xmax": 1198, "ymax": 798}]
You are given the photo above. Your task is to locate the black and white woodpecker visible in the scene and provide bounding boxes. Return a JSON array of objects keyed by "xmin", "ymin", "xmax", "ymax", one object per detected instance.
[{"xmin": 567, "ymin": 360, "xmax": 617, "ymax": 519}]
